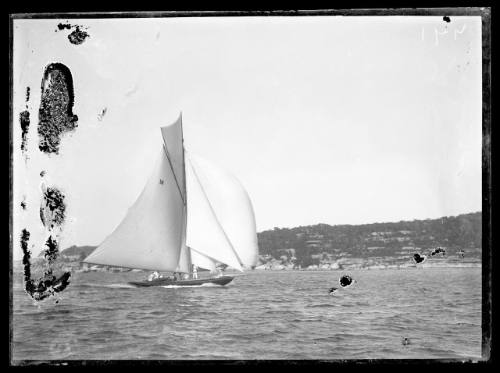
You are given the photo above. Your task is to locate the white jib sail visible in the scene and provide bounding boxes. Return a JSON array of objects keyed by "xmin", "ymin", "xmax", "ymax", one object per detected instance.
[
  {"xmin": 185, "ymin": 154, "xmax": 244, "ymax": 271},
  {"xmin": 190, "ymin": 247, "xmax": 217, "ymax": 272},
  {"xmin": 186, "ymin": 152, "xmax": 259, "ymax": 268},
  {"xmin": 84, "ymin": 147, "xmax": 185, "ymax": 272},
  {"xmin": 176, "ymin": 239, "xmax": 192, "ymax": 273}
]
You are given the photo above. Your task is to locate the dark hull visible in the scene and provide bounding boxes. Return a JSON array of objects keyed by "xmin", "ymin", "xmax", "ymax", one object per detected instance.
[{"xmin": 129, "ymin": 275, "xmax": 234, "ymax": 287}]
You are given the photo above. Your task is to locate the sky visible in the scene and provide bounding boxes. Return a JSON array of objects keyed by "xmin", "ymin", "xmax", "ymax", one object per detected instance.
[{"xmin": 12, "ymin": 16, "xmax": 483, "ymax": 260}]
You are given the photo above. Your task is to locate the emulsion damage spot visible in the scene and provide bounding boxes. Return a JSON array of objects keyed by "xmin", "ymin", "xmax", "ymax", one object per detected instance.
[
  {"xmin": 413, "ymin": 253, "xmax": 426, "ymax": 264},
  {"xmin": 44, "ymin": 235, "xmax": 59, "ymax": 263},
  {"xmin": 20, "ymin": 196, "xmax": 27, "ymax": 210},
  {"xmin": 68, "ymin": 27, "xmax": 90, "ymax": 45},
  {"xmin": 339, "ymin": 275, "xmax": 353, "ymax": 287},
  {"xmin": 430, "ymin": 247, "xmax": 446, "ymax": 256},
  {"xmin": 55, "ymin": 22, "xmax": 90, "ymax": 45},
  {"xmin": 97, "ymin": 107, "xmax": 107, "ymax": 121},
  {"xmin": 20, "ymin": 110, "xmax": 30, "ymax": 152},
  {"xmin": 38, "ymin": 63, "xmax": 78, "ymax": 154},
  {"xmin": 20, "ymin": 229, "xmax": 71, "ymax": 302},
  {"xmin": 57, "ymin": 23, "xmax": 72, "ymax": 31},
  {"xmin": 41, "ymin": 187, "xmax": 66, "ymax": 228},
  {"xmin": 20, "ymin": 229, "xmax": 34, "ymax": 293}
]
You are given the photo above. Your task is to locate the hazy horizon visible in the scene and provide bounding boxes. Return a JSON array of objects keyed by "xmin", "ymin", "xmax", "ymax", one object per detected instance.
[{"xmin": 12, "ymin": 16, "xmax": 482, "ymax": 260}]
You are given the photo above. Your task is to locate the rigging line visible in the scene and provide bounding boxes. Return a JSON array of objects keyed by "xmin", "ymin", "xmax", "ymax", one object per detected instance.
[
  {"xmin": 187, "ymin": 156, "xmax": 244, "ymax": 268},
  {"xmin": 162, "ymin": 143, "xmax": 186, "ymax": 205}
]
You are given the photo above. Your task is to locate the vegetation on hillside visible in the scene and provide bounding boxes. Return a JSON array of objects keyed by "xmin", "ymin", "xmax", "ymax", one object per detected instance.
[{"xmin": 257, "ymin": 212, "xmax": 481, "ymax": 267}]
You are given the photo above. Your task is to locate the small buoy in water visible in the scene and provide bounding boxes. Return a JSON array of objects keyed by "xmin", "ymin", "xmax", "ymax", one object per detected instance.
[
  {"xmin": 413, "ymin": 253, "xmax": 426, "ymax": 264},
  {"xmin": 339, "ymin": 275, "xmax": 354, "ymax": 288},
  {"xmin": 328, "ymin": 287, "xmax": 338, "ymax": 295},
  {"xmin": 402, "ymin": 337, "xmax": 410, "ymax": 346}
]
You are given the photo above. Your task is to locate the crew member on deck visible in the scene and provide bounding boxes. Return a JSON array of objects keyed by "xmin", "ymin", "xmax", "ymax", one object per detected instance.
[
  {"xmin": 148, "ymin": 271, "xmax": 160, "ymax": 281},
  {"xmin": 192, "ymin": 264, "xmax": 198, "ymax": 279}
]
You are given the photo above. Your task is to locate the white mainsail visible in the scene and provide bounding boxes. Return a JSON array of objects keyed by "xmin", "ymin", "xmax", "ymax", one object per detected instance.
[
  {"xmin": 84, "ymin": 114, "xmax": 258, "ymax": 274},
  {"xmin": 83, "ymin": 147, "xmax": 185, "ymax": 271}
]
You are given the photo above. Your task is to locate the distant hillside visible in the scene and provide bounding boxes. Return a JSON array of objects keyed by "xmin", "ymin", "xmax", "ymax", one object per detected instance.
[
  {"xmin": 58, "ymin": 245, "xmax": 97, "ymax": 260},
  {"xmin": 35, "ymin": 212, "xmax": 481, "ymax": 269},
  {"xmin": 257, "ymin": 212, "xmax": 481, "ymax": 266}
]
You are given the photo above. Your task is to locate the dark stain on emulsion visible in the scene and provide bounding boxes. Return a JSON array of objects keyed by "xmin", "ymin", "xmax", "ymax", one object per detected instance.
[
  {"xmin": 41, "ymin": 187, "xmax": 66, "ymax": 229},
  {"xmin": 430, "ymin": 247, "xmax": 446, "ymax": 257},
  {"xmin": 68, "ymin": 27, "xmax": 90, "ymax": 45},
  {"xmin": 57, "ymin": 23, "xmax": 72, "ymax": 31},
  {"xmin": 443, "ymin": 16, "xmax": 451, "ymax": 23},
  {"xmin": 20, "ymin": 110, "xmax": 30, "ymax": 152},
  {"xmin": 43, "ymin": 235, "xmax": 60, "ymax": 263},
  {"xmin": 55, "ymin": 22, "xmax": 90, "ymax": 45},
  {"xmin": 38, "ymin": 63, "xmax": 78, "ymax": 154},
  {"xmin": 20, "ymin": 229, "xmax": 71, "ymax": 301}
]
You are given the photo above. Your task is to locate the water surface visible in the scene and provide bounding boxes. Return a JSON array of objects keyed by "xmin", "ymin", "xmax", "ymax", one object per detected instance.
[{"xmin": 12, "ymin": 267, "xmax": 482, "ymax": 360}]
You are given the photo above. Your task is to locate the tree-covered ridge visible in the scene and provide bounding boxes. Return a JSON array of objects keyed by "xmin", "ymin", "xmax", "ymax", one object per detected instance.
[{"xmin": 257, "ymin": 212, "xmax": 481, "ymax": 266}]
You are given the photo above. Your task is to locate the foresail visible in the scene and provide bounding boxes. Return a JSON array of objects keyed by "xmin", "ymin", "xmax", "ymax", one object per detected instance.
[
  {"xmin": 190, "ymin": 248, "xmax": 217, "ymax": 272},
  {"xmin": 84, "ymin": 148, "xmax": 184, "ymax": 272},
  {"xmin": 187, "ymin": 152, "xmax": 259, "ymax": 268},
  {"xmin": 185, "ymin": 155, "xmax": 244, "ymax": 272}
]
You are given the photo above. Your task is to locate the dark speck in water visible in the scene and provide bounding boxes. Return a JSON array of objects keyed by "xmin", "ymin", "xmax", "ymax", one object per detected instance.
[
  {"xmin": 339, "ymin": 274, "xmax": 353, "ymax": 287},
  {"xmin": 413, "ymin": 253, "xmax": 426, "ymax": 264}
]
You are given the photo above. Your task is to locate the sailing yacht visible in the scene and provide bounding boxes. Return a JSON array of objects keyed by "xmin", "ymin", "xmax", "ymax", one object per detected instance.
[{"xmin": 83, "ymin": 113, "xmax": 259, "ymax": 287}]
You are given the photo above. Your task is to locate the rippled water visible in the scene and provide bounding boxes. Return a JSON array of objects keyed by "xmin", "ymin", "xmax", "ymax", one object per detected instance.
[{"xmin": 11, "ymin": 267, "xmax": 482, "ymax": 361}]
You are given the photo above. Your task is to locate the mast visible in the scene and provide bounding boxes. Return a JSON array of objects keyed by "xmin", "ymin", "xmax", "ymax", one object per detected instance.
[{"xmin": 180, "ymin": 112, "xmax": 193, "ymax": 277}]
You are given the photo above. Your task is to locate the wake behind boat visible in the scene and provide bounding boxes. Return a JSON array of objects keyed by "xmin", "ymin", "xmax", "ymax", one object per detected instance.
[{"xmin": 83, "ymin": 113, "xmax": 259, "ymax": 287}]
